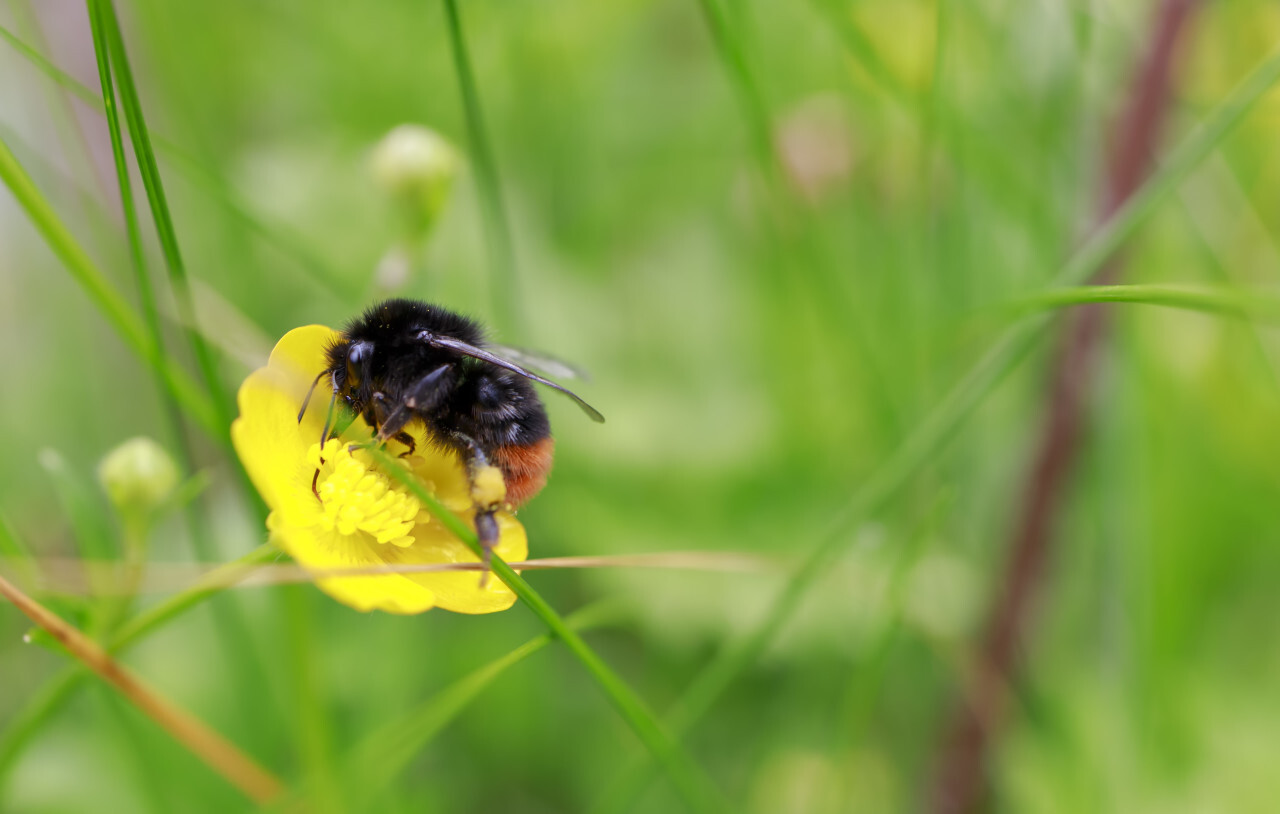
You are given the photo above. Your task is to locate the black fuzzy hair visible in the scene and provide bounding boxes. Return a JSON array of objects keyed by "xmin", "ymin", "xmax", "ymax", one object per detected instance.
[{"xmin": 343, "ymin": 298, "xmax": 487, "ymax": 346}]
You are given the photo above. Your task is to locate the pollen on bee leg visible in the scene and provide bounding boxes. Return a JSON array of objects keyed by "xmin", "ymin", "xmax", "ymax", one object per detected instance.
[{"xmin": 470, "ymin": 464, "xmax": 507, "ymax": 510}]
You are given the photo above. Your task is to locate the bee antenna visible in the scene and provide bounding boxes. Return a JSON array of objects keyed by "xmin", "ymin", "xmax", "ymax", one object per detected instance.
[
  {"xmin": 420, "ymin": 333, "xmax": 605, "ymax": 423},
  {"xmin": 320, "ymin": 387, "xmax": 338, "ymax": 444},
  {"xmin": 297, "ymin": 369, "xmax": 330, "ymax": 423}
]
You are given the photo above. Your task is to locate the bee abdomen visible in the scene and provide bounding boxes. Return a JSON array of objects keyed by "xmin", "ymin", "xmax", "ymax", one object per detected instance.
[{"xmin": 493, "ymin": 437, "xmax": 555, "ymax": 508}]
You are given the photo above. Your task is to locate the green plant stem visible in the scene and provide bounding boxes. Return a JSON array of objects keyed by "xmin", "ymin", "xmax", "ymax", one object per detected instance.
[
  {"xmin": 0, "ymin": 135, "xmax": 221, "ymax": 438},
  {"xmin": 0, "ymin": 544, "xmax": 276, "ymax": 786},
  {"xmin": 593, "ymin": 38, "xmax": 1280, "ymax": 814},
  {"xmin": 441, "ymin": 0, "xmax": 521, "ymax": 335},
  {"xmin": 363, "ymin": 446, "xmax": 728, "ymax": 814}
]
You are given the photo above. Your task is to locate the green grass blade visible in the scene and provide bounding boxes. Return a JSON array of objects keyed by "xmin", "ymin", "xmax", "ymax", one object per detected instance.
[
  {"xmin": 834, "ymin": 493, "xmax": 952, "ymax": 751},
  {"xmin": 36, "ymin": 449, "xmax": 117, "ymax": 622},
  {"xmin": 999, "ymin": 284, "xmax": 1280, "ymax": 323},
  {"xmin": 441, "ymin": 0, "xmax": 521, "ymax": 334},
  {"xmin": 0, "ymin": 513, "xmax": 38, "ymax": 591},
  {"xmin": 363, "ymin": 446, "xmax": 729, "ymax": 814},
  {"xmin": 0, "ymin": 669, "xmax": 83, "ymax": 786},
  {"xmin": 96, "ymin": 0, "xmax": 231, "ymax": 437},
  {"xmin": 695, "ymin": 0, "xmax": 774, "ymax": 173},
  {"xmin": 0, "ymin": 513, "xmax": 34, "ymax": 564},
  {"xmin": 593, "ymin": 38, "xmax": 1280, "ymax": 814},
  {"xmin": 281, "ymin": 588, "xmax": 343, "ymax": 814},
  {"xmin": 292, "ymin": 601, "xmax": 625, "ymax": 810},
  {"xmin": 1054, "ymin": 44, "xmax": 1280, "ymax": 292},
  {"xmin": 0, "ymin": 22, "xmax": 100, "ymax": 107},
  {"xmin": 0, "ymin": 135, "xmax": 221, "ymax": 438},
  {"xmin": 805, "ymin": 0, "xmax": 912, "ymax": 102},
  {"xmin": 160, "ymin": 148, "xmax": 355, "ymax": 302},
  {"xmin": 0, "ymin": 22, "xmax": 354, "ymax": 304},
  {"xmin": 85, "ymin": 0, "xmax": 197, "ymax": 483}
]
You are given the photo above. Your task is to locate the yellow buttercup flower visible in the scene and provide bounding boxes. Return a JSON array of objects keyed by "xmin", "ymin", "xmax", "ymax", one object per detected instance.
[{"xmin": 232, "ymin": 325, "xmax": 525, "ymax": 614}]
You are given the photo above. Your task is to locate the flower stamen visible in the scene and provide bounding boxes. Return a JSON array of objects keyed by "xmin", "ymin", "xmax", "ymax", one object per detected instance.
[{"xmin": 307, "ymin": 440, "xmax": 421, "ymax": 547}]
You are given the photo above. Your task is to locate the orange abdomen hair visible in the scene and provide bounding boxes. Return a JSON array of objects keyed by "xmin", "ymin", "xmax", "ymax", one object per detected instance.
[{"xmin": 493, "ymin": 437, "xmax": 555, "ymax": 508}]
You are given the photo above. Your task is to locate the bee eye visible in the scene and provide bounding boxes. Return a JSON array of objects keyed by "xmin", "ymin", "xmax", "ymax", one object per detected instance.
[{"xmin": 347, "ymin": 341, "xmax": 370, "ymax": 365}]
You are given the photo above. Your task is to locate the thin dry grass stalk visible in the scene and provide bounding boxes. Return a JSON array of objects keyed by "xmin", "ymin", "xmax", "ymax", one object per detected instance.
[
  {"xmin": 1, "ymin": 551, "xmax": 777, "ymax": 597},
  {"xmin": 0, "ymin": 572, "xmax": 283, "ymax": 804}
]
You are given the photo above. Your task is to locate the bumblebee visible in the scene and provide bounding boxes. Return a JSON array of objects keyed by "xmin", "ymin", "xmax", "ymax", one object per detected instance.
[{"xmin": 299, "ymin": 298, "xmax": 603, "ymax": 564}]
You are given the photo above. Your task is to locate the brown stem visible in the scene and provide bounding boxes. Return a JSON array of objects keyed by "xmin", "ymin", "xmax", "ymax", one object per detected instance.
[
  {"xmin": 928, "ymin": 2, "xmax": 1201, "ymax": 812},
  {"xmin": 0, "ymin": 573, "xmax": 283, "ymax": 805}
]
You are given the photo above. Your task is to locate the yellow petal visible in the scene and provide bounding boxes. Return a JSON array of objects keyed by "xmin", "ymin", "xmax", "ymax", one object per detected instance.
[
  {"xmin": 387, "ymin": 511, "xmax": 527, "ymax": 614},
  {"xmin": 268, "ymin": 512, "xmax": 437, "ymax": 614},
  {"xmin": 232, "ymin": 325, "xmax": 337, "ymax": 512}
]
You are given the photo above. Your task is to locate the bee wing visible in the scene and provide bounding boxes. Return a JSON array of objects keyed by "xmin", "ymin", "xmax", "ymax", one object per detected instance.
[
  {"xmin": 487, "ymin": 343, "xmax": 591, "ymax": 383},
  {"xmin": 424, "ymin": 334, "xmax": 605, "ymax": 423}
]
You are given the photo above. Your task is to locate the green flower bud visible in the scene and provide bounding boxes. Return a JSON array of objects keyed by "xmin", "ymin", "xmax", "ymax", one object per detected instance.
[
  {"xmin": 97, "ymin": 437, "xmax": 179, "ymax": 516},
  {"xmin": 372, "ymin": 124, "xmax": 460, "ymax": 239}
]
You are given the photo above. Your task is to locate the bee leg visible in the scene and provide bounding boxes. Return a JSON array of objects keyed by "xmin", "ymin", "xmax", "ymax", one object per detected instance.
[
  {"xmin": 450, "ymin": 432, "xmax": 508, "ymax": 588},
  {"xmin": 372, "ymin": 365, "xmax": 452, "ymax": 447},
  {"xmin": 392, "ymin": 432, "xmax": 416, "ymax": 457},
  {"xmin": 474, "ymin": 511, "xmax": 500, "ymax": 587},
  {"xmin": 370, "ymin": 393, "xmax": 391, "ymax": 440}
]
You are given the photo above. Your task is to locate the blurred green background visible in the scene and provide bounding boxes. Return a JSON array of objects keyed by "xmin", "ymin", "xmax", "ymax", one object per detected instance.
[{"xmin": 3, "ymin": 0, "xmax": 1280, "ymax": 811}]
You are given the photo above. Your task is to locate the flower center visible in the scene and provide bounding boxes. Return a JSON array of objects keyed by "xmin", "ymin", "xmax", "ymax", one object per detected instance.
[{"xmin": 307, "ymin": 440, "xmax": 421, "ymax": 547}]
